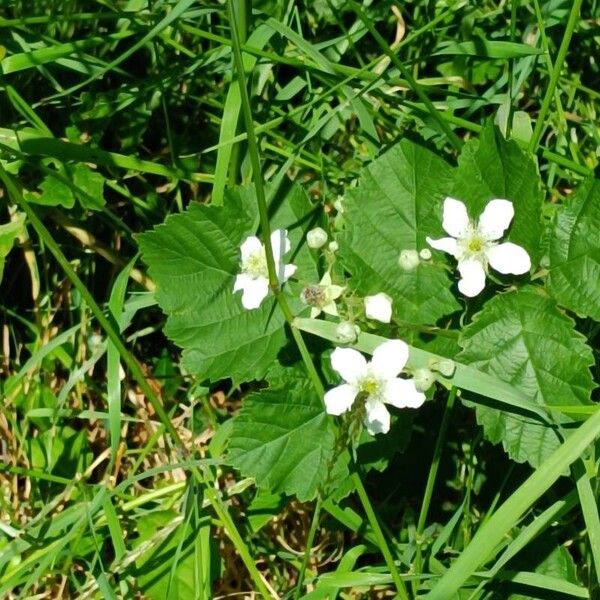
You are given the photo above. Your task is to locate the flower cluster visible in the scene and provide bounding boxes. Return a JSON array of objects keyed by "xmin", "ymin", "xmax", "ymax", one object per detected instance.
[{"xmin": 232, "ymin": 194, "xmax": 530, "ymax": 437}]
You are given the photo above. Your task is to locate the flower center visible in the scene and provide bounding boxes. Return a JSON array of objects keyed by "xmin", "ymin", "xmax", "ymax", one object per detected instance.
[
  {"xmin": 301, "ymin": 285, "xmax": 328, "ymax": 307},
  {"xmin": 467, "ymin": 236, "xmax": 484, "ymax": 253},
  {"xmin": 244, "ymin": 251, "xmax": 268, "ymax": 279},
  {"xmin": 358, "ymin": 375, "xmax": 382, "ymax": 398}
]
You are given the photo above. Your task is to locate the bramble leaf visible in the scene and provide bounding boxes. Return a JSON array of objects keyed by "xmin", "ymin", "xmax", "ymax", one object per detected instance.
[
  {"xmin": 459, "ymin": 287, "xmax": 595, "ymax": 468},
  {"xmin": 339, "ymin": 139, "xmax": 460, "ymax": 325},
  {"xmin": 547, "ymin": 178, "xmax": 600, "ymax": 321},
  {"xmin": 228, "ymin": 374, "xmax": 345, "ymax": 501}
]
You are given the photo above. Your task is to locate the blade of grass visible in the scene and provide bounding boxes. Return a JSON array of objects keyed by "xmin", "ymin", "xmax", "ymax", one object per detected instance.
[
  {"xmin": 528, "ymin": 0, "xmax": 583, "ymax": 152},
  {"xmin": 423, "ymin": 408, "xmax": 600, "ymax": 598}
]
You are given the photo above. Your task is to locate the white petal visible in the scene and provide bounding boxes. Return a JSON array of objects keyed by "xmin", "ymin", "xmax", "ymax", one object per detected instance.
[
  {"xmin": 364, "ymin": 293, "xmax": 392, "ymax": 323},
  {"xmin": 240, "ymin": 236, "xmax": 263, "ymax": 263},
  {"xmin": 281, "ymin": 263, "xmax": 297, "ymax": 283},
  {"xmin": 321, "ymin": 302, "xmax": 339, "ymax": 317},
  {"xmin": 240, "ymin": 276, "xmax": 270, "ymax": 309},
  {"xmin": 478, "ymin": 199, "xmax": 514, "ymax": 240},
  {"xmin": 486, "ymin": 242, "xmax": 531, "ymax": 275},
  {"xmin": 233, "ymin": 273, "xmax": 249, "ymax": 293},
  {"xmin": 371, "ymin": 339, "xmax": 409, "ymax": 379},
  {"xmin": 364, "ymin": 400, "xmax": 390, "ymax": 435},
  {"xmin": 330, "ymin": 347, "xmax": 367, "ymax": 384},
  {"xmin": 442, "ymin": 197, "xmax": 470, "ymax": 237},
  {"xmin": 324, "ymin": 384, "xmax": 356, "ymax": 416},
  {"xmin": 383, "ymin": 378, "xmax": 426, "ymax": 409},
  {"xmin": 457, "ymin": 259, "xmax": 487, "ymax": 297},
  {"xmin": 270, "ymin": 229, "xmax": 290, "ymax": 263},
  {"xmin": 426, "ymin": 236, "xmax": 459, "ymax": 257}
]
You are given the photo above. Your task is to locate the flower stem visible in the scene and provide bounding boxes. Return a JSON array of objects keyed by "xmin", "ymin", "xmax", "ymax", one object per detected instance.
[
  {"xmin": 293, "ymin": 495, "xmax": 322, "ymax": 599},
  {"xmin": 228, "ymin": 0, "xmax": 325, "ymax": 401},
  {"xmin": 528, "ymin": 0, "xmax": 583, "ymax": 153},
  {"xmin": 352, "ymin": 472, "xmax": 410, "ymax": 600},
  {"xmin": 413, "ymin": 386, "xmax": 457, "ymax": 595}
]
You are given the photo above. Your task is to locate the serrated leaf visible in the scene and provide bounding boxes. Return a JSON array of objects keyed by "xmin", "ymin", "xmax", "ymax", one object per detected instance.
[
  {"xmin": 452, "ymin": 122, "xmax": 543, "ymax": 264},
  {"xmin": 459, "ymin": 287, "xmax": 595, "ymax": 468},
  {"xmin": 339, "ymin": 139, "xmax": 460, "ymax": 325},
  {"xmin": 228, "ymin": 378, "xmax": 346, "ymax": 501},
  {"xmin": 138, "ymin": 185, "xmax": 316, "ymax": 384},
  {"xmin": 547, "ymin": 178, "xmax": 600, "ymax": 321}
]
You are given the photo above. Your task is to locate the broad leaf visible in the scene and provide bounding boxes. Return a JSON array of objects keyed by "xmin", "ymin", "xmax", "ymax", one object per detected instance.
[
  {"xmin": 459, "ymin": 287, "xmax": 595, "ymax": 468},
  {"xmin": 228, "ymin": 373, "xmax": 345, "ymax": 501},
  {"xmin": 339, "ymin": 139, "xmax": 460, "ymax": 325},
  {"xmin": 138, "ymin": 185, "xmax": 316, "ymax": 384},
  {"xmin": 547, "ymin": 177, "xmax": 600, "ymax": 321},
  {"xmin": 452, "ymin": 122, "xmax": 543, "ymax": 264}
]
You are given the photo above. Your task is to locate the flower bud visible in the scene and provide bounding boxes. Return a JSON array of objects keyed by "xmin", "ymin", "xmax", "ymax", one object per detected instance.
[
  {"xmin": 413, "ymin": 367, "xmax": 435, "ymax": 392},
  {"xmin": 436, "ymin": 359, "xmax": 456, "ymax": 377},
  {"xmin": 307, "ymin": 227, "xmax": 328, "ymax": 249},
  {"xmin": 335, "ymin": 321, "xmax": 359, "ymax": 344},
  {"xmin": 419, "ymin": 248, "xmax": 432, "ymax": 260},
  {"xmin": 398, "ymin": 249, "xmax": 420, "ymax": 271},
  {"xmin": 364, "ymin": 292, "xmax": 393, "ymax": 323},
  {"xmin": 328, "ymin": 240, "xmax": 339, "ymax": 253},
  {"xmin": 333, "ymin": 195, "xmax": 345, "ymax": 214}
]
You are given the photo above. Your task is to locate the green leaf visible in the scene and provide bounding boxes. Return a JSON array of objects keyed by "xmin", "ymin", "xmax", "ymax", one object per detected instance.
[
  {"xmin": 547, "ymin": 177, "xmax": 600, "ymax": 321},
  {"xmin": 0, "ymin": 212, "xmax": 25, "ymax": 283},
  {"xmin": 228, "ymin": 373, "xmax": 345, "ymax": 501},
  {"xmin": 137, "ymin": 184, "xmax": 315, "ymax": 384},
  {"xmin": 434, "ymin": 40, "xmax": 543, "ymax": 59},
  {"xmin": 452, "ymin": 122, "xmax": 543, "ymax": 264},
  {"xmin": 339, "ymin": 139, "xmax": 460, "ymax": 325},
  {"xmin": 72, "ymin": 164, "xmax": 105, "ymax": 210},
  {"xmin": 134, "ymin": 510, "xmax": 216, "ymax": 600},
  {"xmin": 458, "ymin": 287, "xmax": 595, "ymax": 468}
]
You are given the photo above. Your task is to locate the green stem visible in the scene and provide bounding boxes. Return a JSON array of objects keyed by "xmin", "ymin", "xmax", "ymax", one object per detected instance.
[
  {"xmin": 293, "ymin": 496, "xmax": 322, "ymax": 599},
  {"xmin": 349, "ymin": 0, "xmax": 462, "ymax": 152},
  {"xmin": 413, "ymin": 387, "xmax": 457, "ymax": 594},
  {"xmin": 0, "ymin": 167, "xmax": 274, "ymax": 600},
  {"xmin": 528, "ymin": 0, "xmax": 583, "ymax": 152},
  {"xmin": 352, "ymin": 472, "xmax": 410, "ymax": 600},
  {"xmin": 228, "ymin": 0, "xmax": 325, "ymax": 401}
]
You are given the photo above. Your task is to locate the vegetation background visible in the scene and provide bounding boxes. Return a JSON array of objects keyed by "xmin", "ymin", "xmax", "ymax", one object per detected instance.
[{"xmin": 0, "ymin": 0, "xmax": 598, "ymax": 598}]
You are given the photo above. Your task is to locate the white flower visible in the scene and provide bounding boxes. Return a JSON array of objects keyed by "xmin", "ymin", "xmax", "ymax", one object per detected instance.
[
  {"xmin": 324, "ymin": 340, "xmax": 426, "ymax": 435},
  {"xmin": 426, "ymin": 197, "xmax": 531, "ymax": 297},
  {"xmin": 364, "ymin": 292, "xmax": 392, "ymax": 323},
  {"xmin": 306, "ymin": 227, "xmax": 328, "ymax": 249},
  {"xmin": 300, "ymin": 272, "xmax": 345, "ymax": 318},
  {"xmin": 233, "ymin": 229, "xmax": 297, "ymax": 310}
]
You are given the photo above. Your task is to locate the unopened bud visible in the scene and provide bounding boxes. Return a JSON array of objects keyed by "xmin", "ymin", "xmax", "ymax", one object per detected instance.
[
  {"xmin": 336, "ymin": 321, "xmax": 360, "ymax": 344},
  {"xmin": 307, "ymin": 227, "xmax": 328, "ymax": 249},
  {"xmin": 398, "ymin": 249, "xmax": 420, "ymax": 271},
  {"xmin": 413, "ymin": 368, "xmax": 435, "ymax": 392},
  {"xmin": 419, "ymin": 248, "xmax": 432, "ymax": 260},
  {"xmin": 364, "ymin": 293, "xmax": 393, "ymax": 323},
  {"xmin": 333, "ymin": 195, "xmax": 345, "ymax": 214},
  {"xmin": 328, "ymin": 240, "xmax": 339, "ymax": 253}
]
